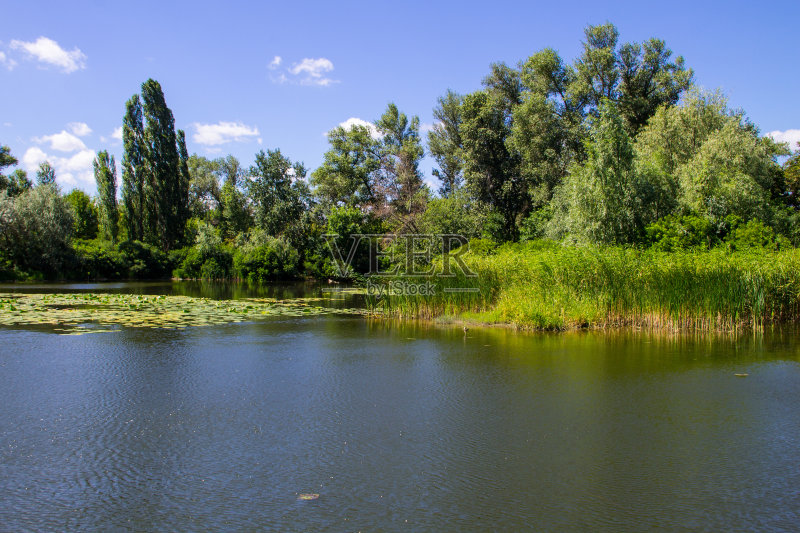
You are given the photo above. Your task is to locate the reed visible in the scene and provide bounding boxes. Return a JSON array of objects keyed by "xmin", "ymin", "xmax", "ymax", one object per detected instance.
[{"xmin": 372, "ymin": 241, "xmax": 800, "ymax": 331}]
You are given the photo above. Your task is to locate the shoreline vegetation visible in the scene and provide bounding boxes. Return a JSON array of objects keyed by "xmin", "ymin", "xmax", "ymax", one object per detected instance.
[
  {"xmin": 373, "ymin": 241, "xmax": 800, "ymax": 332},
  {"xmin": 3, "ymin": 23, "xmax": 800, "ymax": 334}
]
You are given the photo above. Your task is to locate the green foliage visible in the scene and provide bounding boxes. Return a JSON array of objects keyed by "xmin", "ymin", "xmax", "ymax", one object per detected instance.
[
  {"xmin": 724, "ymin": 219, "xmax": 790, "ymax": 251},
  {"xmin": 140, "ymin": 78, "xmax": 188, "ymax": 250},
  {"xmin": 71, "ymin": 239, "xmax": 127, "ymax": 279},
  {"xmin": 219, "ymin": 179, "xmax": 251, "ymax": 239},
  {"xmin": 36, "ymin": 161, "xmax": 56, "ymax": 186},
  {"xmin": 248, "ymin": 149, "xmax": 310, "ymax": 244},
  {"xmin": 117, "ymin": 240, "xmax": 172, "ymax": 279},
  {"xmin": 64, "ymin": 189, "xmax": 99, "ymax": 239},
  {"xmin": 121, "ymin": 94, "xmax": 146, "ymax": 242},
  {"xmin": 323, "ymin": 205, "xmax": 384, "ymax": 276},
  {"xmin": 644, "ymin": 214, "xmax": 713, "ymax": 251},
  {"xmin": 784, "ymin": 144, "xmax": 800, "ymax": 207},
  {"xmin": 379, "ymin": 242, "xmax": 800, "ymax": 331},
  {"xmin": 376, "ymin": 103, "xmax": 426, "ymax": 222},
  {"xmin": 93, "ymin": 150, "xmax": 119, "ymax": 242},
  {"xmin": 549, "ymin": 100, "xmax": 660, "ymax": 244},
  {"xmin": 677, "ymin": 120, "xmax": 784, "ymax": 225},
  {"xmin": 0, "ymin": 184, "xmax": 74, "ymax": 276},
  {"xmin": 311, "ymin": 124, "xmax": 381, "ymax": 209},
  {"xmin": 173, "ymin": 222, "xmax": 232, "ymax": 279},
  {"xmin": 428, "ymin": 90, "xmax": 464, "ymax": 197},
  {"xmin": 415, "ymin": 190, "xmax": 486, "ymax": 246},
  {"xmin": 233, "ymin": 229, "xmax": 300, "ymax": 282},
  {"xmin": 460, "ymin": 89, "xmax": 524, "ymax": 241},
  {"xmin": 187, "ymin": 154, "xmax": 221, "ymax": 221}
]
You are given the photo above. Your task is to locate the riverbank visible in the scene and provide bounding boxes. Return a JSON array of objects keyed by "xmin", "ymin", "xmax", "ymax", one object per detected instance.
[{"xmin": 373, "ymin": 242, "xmax": 800, "ymax": 331}]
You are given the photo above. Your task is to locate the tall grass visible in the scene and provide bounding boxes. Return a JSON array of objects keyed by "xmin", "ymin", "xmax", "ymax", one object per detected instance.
[{"xmin": 372, "ymin": 241, "xmax": 800, "ymax": 331}]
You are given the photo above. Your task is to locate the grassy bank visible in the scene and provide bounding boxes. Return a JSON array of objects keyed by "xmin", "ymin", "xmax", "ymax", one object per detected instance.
[{"xmin": 373, "ymin": 241, "xmax": 800, "ymax": 331}]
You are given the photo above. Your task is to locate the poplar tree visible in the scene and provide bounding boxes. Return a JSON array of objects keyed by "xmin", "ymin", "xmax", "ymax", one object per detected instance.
[
  {"xmin": 120, "ymin": 78, "xmax": 189, "ymax": 250},
  {"xmin": 94, "ymin": 150, "xmax": 119, "ymax": 242},
  {"xmin": 176, "ymin": 129, "xmax": 191, "ymax": 245},
  {"xmin": 121, "ymin": 94, "xmax": 145, "ymax": 241}
]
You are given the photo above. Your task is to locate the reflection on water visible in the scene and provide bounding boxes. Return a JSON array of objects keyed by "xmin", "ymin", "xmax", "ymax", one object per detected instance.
[{"xmin": 1, "ymin": 283, "xmax": 799, "ymax": 530}]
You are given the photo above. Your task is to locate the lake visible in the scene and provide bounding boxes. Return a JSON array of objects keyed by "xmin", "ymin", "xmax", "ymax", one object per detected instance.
[{"xmin": 1, "ymin": 282, "xmax": 799, "ymax": 531}]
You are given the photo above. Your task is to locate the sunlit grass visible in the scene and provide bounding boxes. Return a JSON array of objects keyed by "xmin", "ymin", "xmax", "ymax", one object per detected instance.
[{"xmin": 373, "ymin": 242, "xmax": 800, "ymax": 331}]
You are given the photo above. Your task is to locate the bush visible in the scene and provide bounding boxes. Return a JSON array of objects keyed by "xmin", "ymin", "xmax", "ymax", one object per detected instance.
[
  {"xmin": 233, "ymin": 231, "xmax": 299, "ymax": 282},
  {"xmin": 644, "ymin": 214, "xmax": 714, "ymax": 251},
  {"xmin": 173, "ymin": 222, "xmax": 232, "ymax": 279},
  {"xmin": 117, "ymin": 240, "xmax": 173, "ymax": 279},
  {"xmin": 724, "ymin": 219, "xmax": 790, "ymax": 251},
  {"xmin": 71, "ymin": 239, "xmax": 127, "ymax": 279}
]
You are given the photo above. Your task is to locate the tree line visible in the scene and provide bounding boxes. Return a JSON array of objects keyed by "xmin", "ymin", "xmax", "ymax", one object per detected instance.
[{"xmin": 2, "ymin": 23, "xmax": 799, "ymax": 281}]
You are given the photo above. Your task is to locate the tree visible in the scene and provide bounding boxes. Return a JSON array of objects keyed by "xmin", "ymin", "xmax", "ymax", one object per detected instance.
[
  {"xmin": 549, "ymin": 100, "xmax": 651, "ymax": 244},
  {"xmin": 119, "ymin": 79, "xmax": 189, "ymax": 249},
  {"xmin": 121, "ymin": 94, "xmax": 146, "ymax": 241},
  {"xmin": 6, "ymin": 170, "xmax": 32, "ymax": 197},
  {"xmin": 311, "ymin": 124, "xmax": 381, "ymax": 210},
  {"xmin": 0, "ymin": 184, "xmax": 74, "ymax": 275},
  {"xmin": 36, "ymin": 161, "xmax": 56, "ymax": 186},
  {"xmin": 64, "ymin": 189, "xmax": 99, "ymax": 239},
  {"xmin": 249, "ymin": 149, "xmax": 310, "ymax": 245},
  {"xmin": 375, "ymin": 103, "xmax": 426, "ymax": 224},
  {"xmin": 176, "ymin": 129, "xmax": 191, "ymax": 241},
  {"xmin": 94, "ymin": 150, "xmax": 119, "ymax": 242},
  {"xmin": 0, "ymin": 146, "xmax": 29, "ymax": 196},
  {"xmin": 782, "ymin": 144, "xmax": 800, "ymax": 208},
  {"xmin": 570, "ymin": 23, "xmax": 693, "ymax": 133},
  {"xmin": 428, "ymin": 90, "xmax": 464, "ymax": 197},
  {"xmin": 187, "ymin": 154, "xmax": 221, "ymax": 221},
  {"xmin": 140, "ymin": 78, "xmax": 187, "ymax": 249},
  {"xmin": 459, "ymin": 89, "xmax": 525, "ymax": 241},
  {"xmin": 678, "ymin": 121, "xmax": 786, "ymax": 226}
]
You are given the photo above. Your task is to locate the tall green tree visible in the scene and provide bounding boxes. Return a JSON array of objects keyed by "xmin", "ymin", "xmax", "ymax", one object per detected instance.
[
  {"xmin": 121, "ymin": 94, "xmax": 146, "ymax": 241},
  {"xmin": 140, "ymin": 78, "xmax": 187, "ymax": 249},
  {"xmin": 64, "ymin": 189, "xmax": 99, "ymax": 240},
  {"xmin": 311, "ymin": 124, "xmax": 381, "ymax": 210},
  {"xmin": 375, "ymin": 103, "xmax": 426, "ymax": 223},
  {"xmin": 93, "ymin": 150, "xmax": 119, "ymax": 242},
  {"xmin": 36, "ymin": 161, "xmax": 56, "ymax": 186},
  {"xmin": 428, "ymin": 90, "xmax": 465, "ymax": 197},
  {"xmin": 459, "ymin": 89, "xmax": 525, "ymax": 241},
  {"xmin": 176, "ymin": 129, "xmax": 191, "ymax": 241},
  {"xmin": 549, "ymin": 100, "xmax": 648, "ymax": 244},
  {"xmin": 249, "ymin": 149, "xmax": 310, "ymax": 244}
]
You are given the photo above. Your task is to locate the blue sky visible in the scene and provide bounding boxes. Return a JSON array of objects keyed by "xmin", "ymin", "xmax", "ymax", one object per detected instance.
[{"xmin": 2, "ymin": 0, "xmax": 799, "ymax": 194}]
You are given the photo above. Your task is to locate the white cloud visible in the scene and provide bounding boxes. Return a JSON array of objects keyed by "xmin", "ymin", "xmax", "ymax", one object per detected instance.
[
  {"xmin": 22, "ymin": 147, "xmax": 48, "ymax": 169},
  {"xmin": 273, "ymin": 57, "xmax": 337, "ymax": 86},
  {"xmin": 767, "ymin": 129, "xmax": 800, "ymax": 150},
  {"xmin": 22, "ymin": 146, "xmax": 96, "ymax": 190},
  {"xmin": 111, "ymin": 126, "xmax": 123, "ymax": 141},
  {"xmin": 34, "ymin": 130, "xmax": 87, "ymax": 152},
  {"xmin": 334, "ymin": 117, "xmax": 381, "ymax": 139},
  {"xmin": 9, "ymin": 37, "xmax": 87, "ymax": 73},
  {"xmin": 419, "ymin": 122, "xmax": 437, "ymax": 134},
  {"xmin": 192, "ymin": 121, "xmax": 260, "ymax": 146},
  {"xmin": 68, "ymin": 122, "xmax": 92, "ymax": 137},
  {"xmin": 0, "ymin": 50, "xmax": 17, "ymax": 70},
  {"xmin": 269, "ymin": 55, "xmax": 282, "ymax": 70}
]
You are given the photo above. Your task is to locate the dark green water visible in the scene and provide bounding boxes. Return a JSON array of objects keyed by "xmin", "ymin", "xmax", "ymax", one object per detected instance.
[{"xmin": 1, "ymin": 282, "xmax": 799, "ymax": 531}]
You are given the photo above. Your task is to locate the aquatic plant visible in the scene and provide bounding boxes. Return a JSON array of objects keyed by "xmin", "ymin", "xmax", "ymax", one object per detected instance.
[{"xmin": 0, "ymin": 292, "xmax": 368, "ymax": 335}]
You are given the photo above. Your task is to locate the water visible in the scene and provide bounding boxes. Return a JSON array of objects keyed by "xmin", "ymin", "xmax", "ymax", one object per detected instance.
[{"xmin": 1, "ymin": 282, "xmax": 799, "ymax": 531}]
